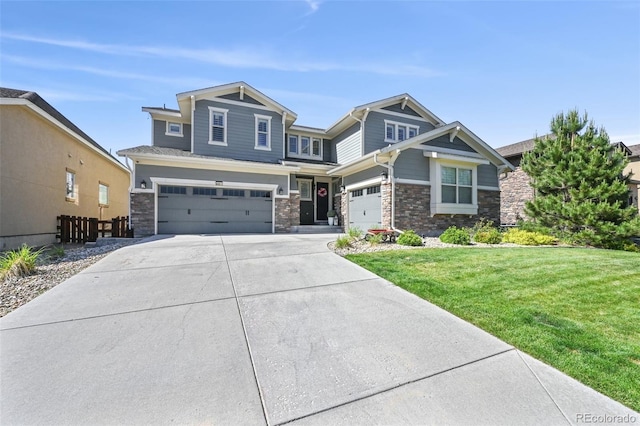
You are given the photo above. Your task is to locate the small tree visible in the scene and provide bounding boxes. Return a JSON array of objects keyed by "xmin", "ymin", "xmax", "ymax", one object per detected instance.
[{"xmin": 521, "ymin": 110, "xmax": 639, "ymax": 248}]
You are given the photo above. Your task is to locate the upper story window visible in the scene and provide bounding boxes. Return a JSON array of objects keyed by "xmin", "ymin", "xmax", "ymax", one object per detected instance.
[
  {"xmin": 254, "ymin": 114, "xmax": 272, "ymax": 151},
  {"xmin": 385, "ymin": 120, "xmax": 419, "ymax": 143},
  {"xmin": 441, "ymin": 166, "xmax": 473, "ymax": 204},
  {"xmin": 99, "ymin": 183, "xmax": 109, "ymax": 206},
  {"xmin": 208, "ymin": 106, "xmax": 228, "ymax": 146},
  {"xmin": 288, "ymin": 134, "xmax": 322, "ymax": 159},
  {"xmin": 166, "ymin": 121, "xmax": 183, "ymax": 137},
  {"xmin": 289, "ymin": 135, "xmax": 299, "ymax": 154},
  {"xmin": 66, "ymin": 169, "xmax": 76, "ymax": 200}
]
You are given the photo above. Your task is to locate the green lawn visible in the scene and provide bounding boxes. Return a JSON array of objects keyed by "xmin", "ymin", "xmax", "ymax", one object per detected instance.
[{"xmin": 346, "ymin": 247, "xmax": 640, "ymax": 411}]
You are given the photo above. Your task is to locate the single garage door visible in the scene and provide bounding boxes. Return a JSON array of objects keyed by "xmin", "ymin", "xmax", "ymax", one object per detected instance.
[
  {"xmin": 157, "ymin": 185, "xmax": 272, "ymax": 234},
  {"xmin": 349, "ymin": 185, "xmax": 382, "ymax": 231}
]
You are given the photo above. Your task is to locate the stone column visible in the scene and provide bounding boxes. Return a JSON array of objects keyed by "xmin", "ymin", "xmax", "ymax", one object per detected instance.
[
  {"xmin": 130, "ymin": 192, "xmax": 155, "ymax": 236},
  {"xmin": 381, "ymin": 182, "xmax": 392, "ymax": 229}
]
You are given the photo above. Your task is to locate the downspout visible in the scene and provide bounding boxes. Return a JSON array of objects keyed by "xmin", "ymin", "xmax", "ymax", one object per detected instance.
[
  {"xmin": 374, "ymin": 151, "xmax": 401, "ymax": 233},
  {"xmin": 190, "ymin": 95, "xmax": 195, "ymax": 153}
]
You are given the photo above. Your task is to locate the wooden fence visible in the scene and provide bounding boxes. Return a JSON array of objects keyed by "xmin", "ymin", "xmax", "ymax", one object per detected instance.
[{"xmin": 57, "ymin": 215, "xmax": 132, "ymax": 244}]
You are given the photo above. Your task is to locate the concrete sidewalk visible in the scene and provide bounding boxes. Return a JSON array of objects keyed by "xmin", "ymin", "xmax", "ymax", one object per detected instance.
[{"xmin": 1, "ymin": 234, "xmax": 637, "ymax": 425}]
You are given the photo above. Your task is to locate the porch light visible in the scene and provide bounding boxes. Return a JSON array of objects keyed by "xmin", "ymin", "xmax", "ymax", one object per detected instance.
[
  {"xmin": 381, "ymin": 171, "xmax": 388, "ymax": 181},
  {"xmin": 140, "ymin": 179, "xmax": 147, "ymax": 189},
  {"xmin": 340, "ymin": 185, "xmax": 345, "ymax": 192},
  {"xmin": 278, "ymin": 186, "xmax": 283, "ymax": 195}
]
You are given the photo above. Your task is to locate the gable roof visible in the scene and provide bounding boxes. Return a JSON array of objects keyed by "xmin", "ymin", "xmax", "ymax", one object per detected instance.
[
  {"xmin": 629, "ymin": 144, "xmax": 640, "ymax": 157},
  {"xmin": 0, "ymin": 87, "xmax": 128, "ymax": 172},
  {"xmin": 325, "ymin": 93, "xmax": 446, "ymax": 138},
  {"xmin": 329, "ymin": 121, "xmax": 514, "ymax": 176},
  {"xmin": 174, "ymin": 81, "xmax": 297, "ymax": 125}
]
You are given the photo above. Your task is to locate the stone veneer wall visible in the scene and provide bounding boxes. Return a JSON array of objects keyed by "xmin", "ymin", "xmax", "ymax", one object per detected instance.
[
  {"xmin": 130, "ymin": 192, "xmax": 155, "ymax": 236},
  {"xmin": 275, "ymin": 193, "xmax": 300, "ymax": 233},
  {"xmin": 499, "ymin": 166, "xmax": 534, "ymax": 225},
  {"xmin": 333, "ymin": 194, "xmax": 344, "ymax": 230},
  {"xmin": 340, "ymin": 191, "xmax": 348, "ymax": 230},
  {"xmin": 393, "ymin": 183, "xmax": 501, "ymax": 236},
  {"xmin": 381, "ymin": 182, "xmax": 392, "ymax": 229}
]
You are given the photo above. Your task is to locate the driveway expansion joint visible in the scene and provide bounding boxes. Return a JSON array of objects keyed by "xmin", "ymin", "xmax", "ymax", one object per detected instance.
[
  {"xmin": 275, "ymin": 347, "xmax": 517, "ymax": 425},
  {"xmin": 237, "ymin": 277, "xmax": 382, "ymax": 299},
  {"xmin": 0, "ymin": 297, "xmax": 237, "ymax": 332}
]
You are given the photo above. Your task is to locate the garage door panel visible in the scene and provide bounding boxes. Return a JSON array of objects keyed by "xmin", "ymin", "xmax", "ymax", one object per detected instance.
[
  {"xmin": 349, "ymin": 186, "xmax": 382, "ymax": 231},
  {"xmin": 157, "ymin": 187, "xmax": 273, "ymax": 234}
]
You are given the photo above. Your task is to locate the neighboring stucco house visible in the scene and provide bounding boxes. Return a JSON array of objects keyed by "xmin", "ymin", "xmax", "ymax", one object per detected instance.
[
  {"xmin": 117, "ymin": 82, "xmax": 513, "ymax": 236},
  {"xmin": 0, "ymin": 88, "xmax": 130, "ymax": 249},
  {"xmin": 497, "ymin": 137, "xmax": 639, "ymax": 225}
]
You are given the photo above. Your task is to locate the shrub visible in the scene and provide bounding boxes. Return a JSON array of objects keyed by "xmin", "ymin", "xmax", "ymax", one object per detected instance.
[
  {"xmin": 439, "ymin": 226, "xmax": 471, "ymax": 245},
  {"xmin": 335, "ymin": 235, "xmax": 352, "ymax": 249},
  {"xmin": 502, "ymin": 229, "xmax": 557, "ymax": 246},
  {"xmin": 347, "ymin": 227, "xmax": 363, "ymax": 240},
  {"xmin": 367, "ymin": 233, "xmax": 384, "ymax": 245},
  {"xmin": 0, "ymin": 244, "xmax": 43, "ymax": 280},
  {"xmin": 474, "ymin": 228, "xmax": 503, "ymax": 244},
  {"xmin": 469, "ymin": 219, "xmax": 502, "ymax": 244},
  {"xmin": 47, "ymin": 245, "xmax": 65, "ymax": 260},
  {"xmin": 397, "ymin": 230, "xmax": 423, "ymax": 246}
]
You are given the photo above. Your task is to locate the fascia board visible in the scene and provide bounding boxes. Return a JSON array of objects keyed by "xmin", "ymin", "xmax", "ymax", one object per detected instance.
[{"xmin": 128, "ymin": 153, "xmax": 299, "ymax": 175}]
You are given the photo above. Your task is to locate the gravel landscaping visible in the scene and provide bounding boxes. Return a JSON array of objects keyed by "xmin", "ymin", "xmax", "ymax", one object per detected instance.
[
  {"xmin": 0, "ymin": 239, "xmax": 142, "ymax": 318},
  {"xmin": 329, "ymin": 236, "xmax": 520, "ymax": 256}
]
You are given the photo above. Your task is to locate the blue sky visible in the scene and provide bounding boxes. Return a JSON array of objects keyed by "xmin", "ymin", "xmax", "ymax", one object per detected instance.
[{"xmin": 1, "ymin": 0, "xmax": 639, "ymax": 158}]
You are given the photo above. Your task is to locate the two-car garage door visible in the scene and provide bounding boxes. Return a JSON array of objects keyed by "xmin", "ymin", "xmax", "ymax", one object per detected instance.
[
  {"xmin": 348, "ymin": 185, "xmax": 382, "ymax": 231},
  {"xmin": 157, "ymin": 185, "xmax": 272, "ymax": 234}
]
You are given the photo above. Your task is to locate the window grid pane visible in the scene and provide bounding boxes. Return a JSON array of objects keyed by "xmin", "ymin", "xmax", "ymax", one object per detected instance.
[
  {"xmin": 441, "ymin": 167, "xmax": 457, "ymax": 185},
  {"xmin": 458, "ymin": 169, "xmax": 472, "ymax": 186},
  {"xmin": 459, "ymin": 187, "xmax": 472, "ymax": 204},
  {"xmin": 258, "ymin": 132, "xmax": 268, "ymax": 146},
  {"xmin": 408, "ymin": 127, "xmax": 417, "ymax": 138},
  {"xmin": 312, "ymin": 138, "xmax": 321, "ymax": 156},
  {"xmin": 386, "ymin": 124, "xmax": 395, "ymax": 140},
  {"xmin": 398, "ymin": 126, "xmax": 406, "ymax": 141},
  {"xmin": 442, "ymin": 185, "xmax": 457, "ymax": 203},
  {"xmin": 66, "ymin": 172, "xmax": 75, "ymax": 198},
  {"xmin": 301, "ymin": 137, "xmax": 310, "ymax": 154},
  {"xmin": 99, "ymin": 184, "xmax": 109, "ymax": 204},
  {"xmin": 289, "ymin": 136, "xmax": 298, "ymax": 154}
]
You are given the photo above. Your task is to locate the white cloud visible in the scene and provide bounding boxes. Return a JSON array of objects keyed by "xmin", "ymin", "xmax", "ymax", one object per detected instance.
[
  {"xmin": 1, "ymin": 32, "xmax": 440, "ymax": 78},
  {"xmin": 304, "ymin": 0, "xmax": 321, "ymax": 15}
]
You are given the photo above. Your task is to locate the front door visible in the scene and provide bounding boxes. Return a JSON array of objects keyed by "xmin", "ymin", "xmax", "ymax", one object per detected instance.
[{"xmin": 316, "ymin": 182, "xmax": 329, "ymax": 221}]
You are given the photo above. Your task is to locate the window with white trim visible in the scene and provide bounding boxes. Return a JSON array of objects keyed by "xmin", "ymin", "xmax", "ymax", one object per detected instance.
[
  {"xmin": 166, "ymin": 121, "xmax": 183, "ymax": 137},
  {"xmin": 289, "ymin": 135, "xmax": 298, "ymax": 154},
  {"xmin": 66, "ymin": 170, "xmax": 76, "ymax": 199},
  {"xmin": 298, "ymin": 179, "xmax": 312, "ymax": 201},
  {"xmin": 385, "ymin": 120, "xmax": 419, "ymax": 143},
  {"xmin": 255, "ymin": 115, "xmax": 271, "ymax": 150},
  {"xmin": 288, "ymin": 134, "xmax": 322, "ymax": 159},
  {"xmin": 208, "ymin": 107, "xmax": 228, "ymax": 145},
  {"xmin": 441, "ymin": 166, "xmax": 473, "ymax": 204},
  {"xmin": 99, "ymin": 183, "xmax": 109, "ymax": 206}
]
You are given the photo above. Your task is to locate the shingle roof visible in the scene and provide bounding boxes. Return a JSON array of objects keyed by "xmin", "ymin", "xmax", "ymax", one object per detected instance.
[
  {"xmin": 117, "ymin": 145, "xmax": 282, "ymax": 165},
  {"xmin": 629, "ymin": 144, "xmax": 640, "ymax": 157},
  {"xmin": 1, "ymin": 87, "xmax": 120, "ymax": 163},
  {"xmin": 496, "ymin": 137, "xmax": 538, "ymax": 158}
]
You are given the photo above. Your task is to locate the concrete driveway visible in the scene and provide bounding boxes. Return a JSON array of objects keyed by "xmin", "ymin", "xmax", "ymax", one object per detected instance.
[{"xmin": 1, "ymin": 234, "xmax": 636, "ymax": 425}]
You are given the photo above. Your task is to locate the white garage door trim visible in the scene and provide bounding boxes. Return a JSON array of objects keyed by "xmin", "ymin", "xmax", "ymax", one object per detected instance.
[
  {"xmin": 150, "ymin": 177, "xmax": 278, "ymax": 234},
  {"xmin": 348, "ymin": 184, "xmax": 382, "ymax": 231}
]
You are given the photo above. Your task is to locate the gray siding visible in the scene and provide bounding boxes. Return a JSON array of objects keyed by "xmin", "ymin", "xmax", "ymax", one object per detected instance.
[
  {"xmin": 364, "ymin": 111, "xmax": 434, "ymax": 154},
  {"xmin": 218, "ymin": 92, "xmax": 264, "ymax": 105},
  {"xmin": 323, "ymin": 139, "xmax": 335, "ymax": 162},
  {"xmin": 343, "ymin": 166, "xmax": 386, "ymax": 186},
  {"xmin": 477, "ymin": 164, "xmax": 499, "ymax": 187},
  {"xmin": 335, "ymin": 123, "xmax": 361, "ymax": 164},
  {"xmin": 394, "ymin": 149, "xmax": 430, "ymax": 181},
  {"xmin": 422, "ymin": 135, "xmax": 477, "ymax": 153},
  {"xmin": 153, "ymin": 119, "xmax": 191, "ymax": 150},
  {"xmin": 382, "ymin": 103, "xmax": 421, "ymax": 117},
  {"xmin": 136, "ymin": 164, "xmax": 288, "ymax": 190},
  {"xmin": 193, "ymin": 99, "xmax": 283, "ymax": 163}
]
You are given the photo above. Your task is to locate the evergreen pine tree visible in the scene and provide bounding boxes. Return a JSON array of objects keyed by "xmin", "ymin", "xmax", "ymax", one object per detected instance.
[{"xmin": 521, "ymin": 109, "xmax": 639, "ymax": 248}]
